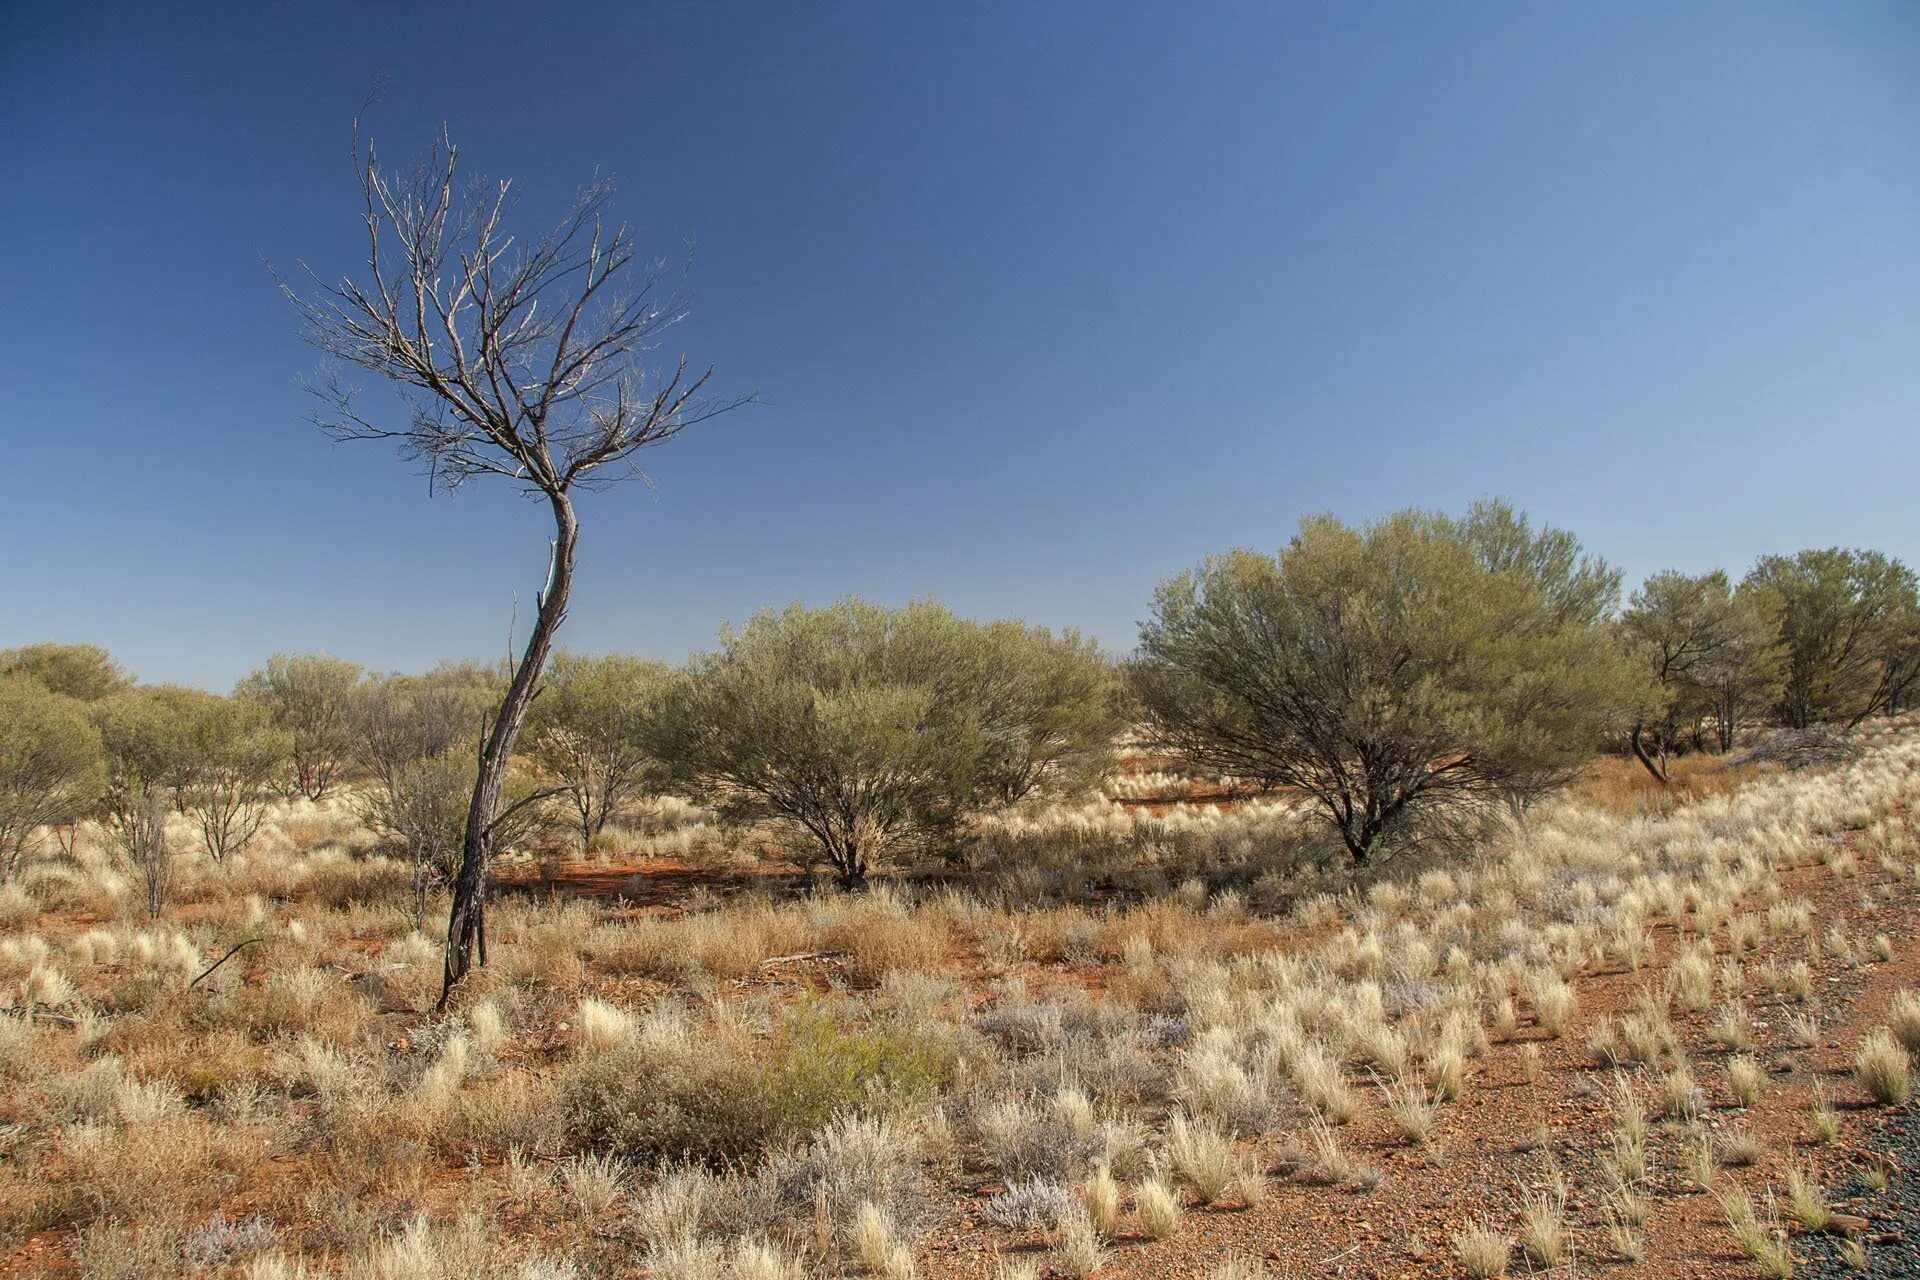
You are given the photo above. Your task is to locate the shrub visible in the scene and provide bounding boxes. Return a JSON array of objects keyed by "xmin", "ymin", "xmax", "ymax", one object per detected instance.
[
  {"xmin": 758, "ymin": 1001, "xmax": 949, "ymax": 1132},
  {"xmin": 236, "ymin": 652, "xmax": 363, "ymax": 801},
  {"xmin": 648, "ymin": 599, "xmax": 1129, "ymax": 885},
  {"xmin": 561, "ymin": 1002, "xmax": 944, "ymax": 1166},
  {"xmin": 0, "ymin": 676, "xmax": 105, "ymax": 879},
  {"xmin": 172, "ymin": 695, "xmax": 290, "ymax": 861},
  {"xmin": 982, "ymin": 1177, "xmax": 1072, "ymax": 1228},
  {"xmin": 1132, "ymin": 502, "xmax": 1636, "ymax": 861},
  {"xmin": 349, "ymin": 664, "xmax": 501, "ymax": 798},
  {"xmin": 524, "ymin": 651, "xmax": 673, "ymax": 849}
]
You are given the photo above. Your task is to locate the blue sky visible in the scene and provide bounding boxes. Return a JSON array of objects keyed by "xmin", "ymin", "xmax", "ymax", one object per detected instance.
[{"xmin": 3, "ymin": 2, "xmax": 1917, "ymax": 689}]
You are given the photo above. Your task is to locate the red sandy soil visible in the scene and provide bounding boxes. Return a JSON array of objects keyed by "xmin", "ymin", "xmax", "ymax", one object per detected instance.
[
  {"xmin": 906, "ymin": 836, "xmax": 1920, "ymax": 1278},
  {"xmin": 492, "ymin": 785, "xmax": 1919, "ymax": 1278}
]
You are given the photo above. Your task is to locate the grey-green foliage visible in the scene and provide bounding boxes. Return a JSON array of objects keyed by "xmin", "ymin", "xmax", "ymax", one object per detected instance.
[
  {"xmin": 0, "ymin": 676, "xmax": 106, "ymax": 877},
  {"xmin": 236, "ymin": 652, "xmax": 364, "ymax": 801},
  {"xmin": 348, "ymin": 663, "xmax": 542, "ymax": 913},
  {"xmin": 648, "ymin": 599, "xmax": 1129, "ymax": 885},
  {"xmin": 0, "ymin": 642, "xmax": 132, "ymax": 702},
  {"xmin": 359, "ymin": 749, "xmax": 555, "ymax": 920},
  {"xmin": 1132, "ymin": 503, "xmax": 1639, "ymax": 862},
  {"xmin": 350, "ymin": 662, "xmax": 502, "ymax": 797},
  {"xmin": 91, "ymin": 687, "xmax": 193, "ymax": 912},
  {"xmin": 1621, "ymin": 570, "xmax": 1783, "ymax": 762},
  {"xmin": 89, "ymin": 687, "xmax": 289, "ymax": 862},
  {"xmin": 1741, "ymin": 548, "xmax": 1920, "ymax": 729},
  {"xmin": 525, "ymin": 651, "xmax": 674, "ymax": 849},
  {"xmin": 173, "ymin": 694, "xmax": 292, "ymax": 861}
]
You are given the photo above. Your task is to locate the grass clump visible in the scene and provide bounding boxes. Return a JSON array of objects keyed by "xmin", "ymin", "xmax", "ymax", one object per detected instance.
[
  {"xmin": 1451, "ymin": 1221, "xmax": 1512, "ymax": 1279},
  {"xmin": 1855, "ymin": 1029, "xmax": 1911, "ymax": 1105}
]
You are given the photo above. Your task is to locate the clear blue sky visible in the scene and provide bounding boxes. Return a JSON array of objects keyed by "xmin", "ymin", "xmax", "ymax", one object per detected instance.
[{"xmin": 4, "ymin": 2, "xmax": 1917, "ymax": 689}]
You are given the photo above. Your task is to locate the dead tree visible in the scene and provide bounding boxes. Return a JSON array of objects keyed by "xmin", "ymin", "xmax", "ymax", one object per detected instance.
[{"xmin": 285, "ymin": 123, "xmax": 745, "ymax": 1006}]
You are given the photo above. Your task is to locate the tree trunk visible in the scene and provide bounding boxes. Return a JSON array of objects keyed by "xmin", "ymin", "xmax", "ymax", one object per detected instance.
[
  {"xmin": 440, "ymin": 493, "xmax": 579, "ymax": 1007},
  {"xmin": 1628, "ymin": 720, "xmax": 1669, "ymax": 785}
]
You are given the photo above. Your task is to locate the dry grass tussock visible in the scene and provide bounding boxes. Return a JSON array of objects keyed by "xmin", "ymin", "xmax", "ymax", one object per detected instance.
[{"xmin": 0, "ymin": 728, "xmax": 1918, "ymax": 1276}]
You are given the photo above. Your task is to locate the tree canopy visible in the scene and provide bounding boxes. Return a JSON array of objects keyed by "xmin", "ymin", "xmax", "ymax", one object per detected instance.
[
  {"xmin": 1741, "ymin": 548, "xmax": 1920, "ymax": 728},
  {"xmin": 648, "ymin": 599, "xmax": 1129, "ymax": 885},
  {"xmin": 1132, "ymin": 505, "xmax": 1639, "ymax": 862},
  {"xmin": 525, "ymin": 652, "xmax": 675, "ymax": 848},
  {"xmin": 0, "ymin": 677, "xmax": 105, "ymax": 877},
  {"xmin": 0, "ymin": 642, "xmax": 131, "ymax": 702}
]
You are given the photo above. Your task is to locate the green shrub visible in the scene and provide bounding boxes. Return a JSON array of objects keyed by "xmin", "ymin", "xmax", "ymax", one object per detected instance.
[
  {"xmin": 561, "ymin": 1001, "xmax": 948, "ymax": 1166},
  {"xmin": 649, "ymin": 599, "xmax": 1130, "ymax": 885},
  {"xmin": 761, "ymin": 1001, "xmax": 949, "ymax": 1133},
  {"xmin": 0, "ymin": 676, "xmax": 105, "ymax": 878},
  {"xmin": 1133, "ymin": 501, "xmax": 1638, "ymax": 861}
]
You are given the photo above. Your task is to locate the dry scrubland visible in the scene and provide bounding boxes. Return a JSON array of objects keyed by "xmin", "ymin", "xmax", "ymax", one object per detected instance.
[{"xmin": 4, "ymin": 726, "xmax": 1920, "ymax": 1280}]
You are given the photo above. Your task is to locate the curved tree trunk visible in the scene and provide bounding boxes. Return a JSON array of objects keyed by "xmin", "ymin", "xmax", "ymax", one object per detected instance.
[
  {"xmin": 440, "ymin": 493, "xmax": 579, "ymax": 1007},
  {"xmin": 1628, "ymin": 719, "xmax": 1670, "ymax": 785}
]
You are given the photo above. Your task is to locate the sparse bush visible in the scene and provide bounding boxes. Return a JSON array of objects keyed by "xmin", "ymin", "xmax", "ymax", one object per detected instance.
[
  {"xmin": 649, "ymin": 600, "xmax": 1128, "ymax": 886},
  {"xmin": 524, "ymin": 651, "xmax": 673, "ymax": 849},
  {"xmin": 0, "ymin": 676, "xmax": 105, "ymax": 878},
  {"xmin": 237, "ymin": 653, "xmax": 364, "ymax": 801},
  {"xmin": 359, "ymin": 751, "xmax": 555, "ymax": 921}
]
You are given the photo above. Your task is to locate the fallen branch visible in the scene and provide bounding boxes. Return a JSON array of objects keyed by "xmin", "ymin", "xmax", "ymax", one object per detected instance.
[
  {"xmin": 190, "ymin": 938, "xmax": 265, "ymax": 990},
  {"xmin": 759, "ymin": 950, "xmax": 845, "ymax": 967}
]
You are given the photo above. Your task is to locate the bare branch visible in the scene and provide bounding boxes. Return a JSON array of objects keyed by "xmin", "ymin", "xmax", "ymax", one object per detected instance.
[{"xmin": 285, "ymin": 123, "xmax": 747, "ymax": 498}]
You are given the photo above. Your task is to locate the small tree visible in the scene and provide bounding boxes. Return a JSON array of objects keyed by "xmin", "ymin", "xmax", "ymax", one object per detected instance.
[
  {"xmin": 1742, "ymin": 549, "xmax": 1920, "ymax": 728},
  {"xmin": 175, "ymin": 695, "xmax": 292, "ymax": 861},
  {"xmin": 649, "ymin": 600, "xmax": 1127, "ymax": 886},
  {"xmin": 1619, "ymin": 570, "xmax": 1782, "ymax": 779},
  {"xmin": 91, "ymin": 688, "xmax": 196, "ymax": 915},
  {"xmin": 352, "ymin": 663, "xmax": 502, "ymax": 801},
  {"xmin": 238, "ymin": 653, "xmax": 364, "ymax": 800},
  {"xmin": 361, "ymin": 751, "xmax": 556, "ymax": 924},
  {"xmin": 287, "ymin": 122, "xmax": 745, "ymax": 1002},
  {"xmin": 0, "ymin": 642, "xmax": 131, "ymax": 701},
  {"xmin": 1696, "ymin": 583, "xmax": 1787, "ymax": 751},
  {"xmin": 1132, "ymin": 506, "xmax": 1637, "ymax": 863},
  {"xmin": 525, "ymin": 651, "xmax": 672, "ymax": 849},
  {"xmin": 1860, "ymin": 597, "xmax": 1920, "ymax": 723},
  {"xmin": 0, "ymin": 677, "xmax": 106, "ymax": 878}
]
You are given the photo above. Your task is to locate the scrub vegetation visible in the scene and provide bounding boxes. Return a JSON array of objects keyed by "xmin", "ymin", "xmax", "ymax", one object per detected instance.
[{"xmin": 5, "ymin": 511, "xmax": 1920, "ymax": 1277}]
